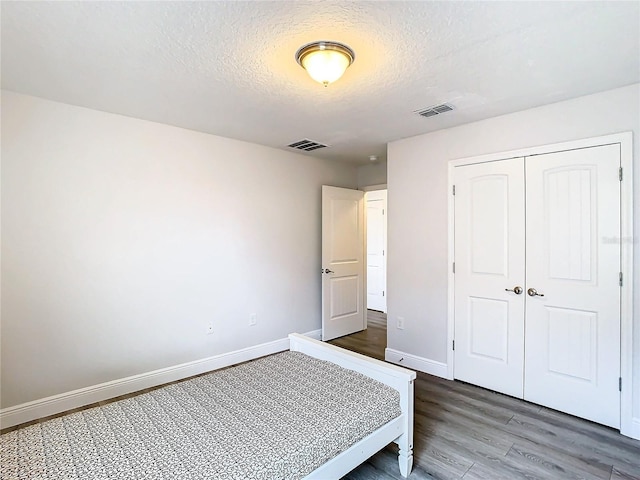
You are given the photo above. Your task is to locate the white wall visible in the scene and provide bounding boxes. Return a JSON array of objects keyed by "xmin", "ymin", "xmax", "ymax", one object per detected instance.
[
  {"xmin": 357, "ymin": 160, "xmax": 387, "ymax": 188},
  {"xmin": 387, "ymin": 84, "xmax": 640, "ymax": 421},
  {"xmin": 0, "ymin": 91, "xmax": 357, "ymax": 408}
]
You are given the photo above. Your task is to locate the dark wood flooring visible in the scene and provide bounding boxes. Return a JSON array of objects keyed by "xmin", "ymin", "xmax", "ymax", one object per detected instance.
[{"xmin": 331, "ymin": 310, "xmax": 640, "ymax": 480}]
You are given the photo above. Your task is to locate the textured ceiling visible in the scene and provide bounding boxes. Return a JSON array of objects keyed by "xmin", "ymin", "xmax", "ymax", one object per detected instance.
[{"xmin": 2, "ymin": 1, "xmax": 639, "ymax": 164}]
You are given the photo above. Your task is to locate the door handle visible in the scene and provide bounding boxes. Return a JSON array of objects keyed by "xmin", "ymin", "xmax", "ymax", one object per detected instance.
[
  {"xmin": 527, "ymin": 288, "xmax": 544, "ymax": 297},
  {"xmin": 323, "ymin": 269, "xmax": 334, "ymax": 274},
  {"xmin": 505, "ymin": 286, "xmax": 523, "ymax": 295}
]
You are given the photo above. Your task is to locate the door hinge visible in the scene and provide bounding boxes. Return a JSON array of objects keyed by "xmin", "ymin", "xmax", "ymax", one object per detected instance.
[
  {"xmin": 453, "ymin": 262, "xmax": 455, "ymax": 273},
  {"xmin": 452, "ymin": 340, "xmax": 455, "ymax": 351},
  {"xmin": 619, "ymin": 167, "xmax": 623, "ymax": 181},
  {"xmin": 382, "ymin": 249, "xmax": 385, "ymax": 256},
  {"xmin": 619, "ymin": 272, "xmax": 623, "ymax": 287},
  {"xmin": 382, "ymin": 290, "xmax": 385, "ymax": 297},
  {"xmin": 382, "ymin": 209, "xmax": 385, "ymax": 215},
  {"xmin": 619, "ymin": 377, "xmax": 622, "ymax": 392},
  {"xmin": 452, "ymin": 185, "xmax": 456, "ymax": 195}
]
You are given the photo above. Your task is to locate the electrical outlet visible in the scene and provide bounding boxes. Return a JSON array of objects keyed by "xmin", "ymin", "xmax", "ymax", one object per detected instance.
[
  {"xmin": 249, "ymin": 313, "xmax": 257, "ymax": 326},
  {"xmin": 206, "ymin": 323, "xmax": 214, "ymax": 335},
  {"xmin": 397, "ymin": 317, "xmax": 405, "ymax": 330}
]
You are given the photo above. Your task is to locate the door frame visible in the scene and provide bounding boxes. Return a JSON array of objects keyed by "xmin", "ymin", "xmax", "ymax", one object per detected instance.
[
  {"xmin": 365, "ymin": 188, "xmax": 388, "ymax": 313},
  {"xmin": 447, "ymin": 132, "xmax": 634, "ymax": 438}
]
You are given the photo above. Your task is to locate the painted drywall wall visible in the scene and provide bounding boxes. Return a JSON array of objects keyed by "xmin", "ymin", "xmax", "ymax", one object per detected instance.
[
  {"xmin": 357, "ymin": 160, "xmax": 387, "ymax": 188},
  {"xmin": 0, "ymin": 91, "xmax": 357, "ymax": 408},
  {"xmin": 387, "ymin": 84, "xmax": 640, "ymax": 417}
]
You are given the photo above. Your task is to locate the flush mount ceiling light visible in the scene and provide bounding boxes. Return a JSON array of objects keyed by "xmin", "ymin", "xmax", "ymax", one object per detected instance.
[{"xmin": 295, "ymin": 41, "xmax": 355, "ymax": 87}]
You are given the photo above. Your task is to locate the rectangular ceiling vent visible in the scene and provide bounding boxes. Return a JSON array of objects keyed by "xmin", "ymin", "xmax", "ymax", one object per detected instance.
[
  {"xmin": 287, "ymin": 139, "xmax": 329, "ymax": 152},
  {"xmin": 415, "ymin": 103, "xmax": 455, "ymax": 118}
]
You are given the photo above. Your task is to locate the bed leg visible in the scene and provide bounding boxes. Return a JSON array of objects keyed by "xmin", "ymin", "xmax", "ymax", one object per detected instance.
[{"xmin": 398, "ymin": 446, "xmax": 413, "ymax": 478}]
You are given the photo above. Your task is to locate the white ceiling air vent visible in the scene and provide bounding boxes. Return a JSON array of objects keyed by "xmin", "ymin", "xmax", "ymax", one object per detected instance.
[
  {"xmin": 415, "ymin": 103, "xmax": 455, "ymax": 118},
  {"xmin": 287, "ymin": 139, "xmax": 328, "ymax": 152}
]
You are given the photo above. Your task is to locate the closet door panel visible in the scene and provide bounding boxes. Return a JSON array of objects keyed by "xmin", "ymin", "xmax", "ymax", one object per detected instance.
[
  {"xmin": 453, "ymin": 158, "xmax": 525, "ymax": 398},
  {"xmin": 524, "ymin": 145, "xmax": 621, "ymax": 428}
]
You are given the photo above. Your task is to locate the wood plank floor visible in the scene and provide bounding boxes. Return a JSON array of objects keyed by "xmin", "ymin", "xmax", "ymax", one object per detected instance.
[{"xmin": 331, "ymin": 310, "xmax": 640, "ymax": 480}]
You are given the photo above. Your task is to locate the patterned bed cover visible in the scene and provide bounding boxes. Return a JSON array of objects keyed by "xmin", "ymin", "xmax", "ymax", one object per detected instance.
[{"xmin": 1, "ymin": 351, "xmax": 402, "ymax": 479}]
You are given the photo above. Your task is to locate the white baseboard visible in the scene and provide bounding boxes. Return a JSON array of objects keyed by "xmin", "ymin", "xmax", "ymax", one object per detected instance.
[
  {"xmin": 625, "ymin": 417, "xmax": 640, "ymax": 440},
  {"xmin": 1, "ymin": 329, "xmax": 322, "ymax": 429},
  {"xmin": 305, "ymin": 329, "xmax": 322, "ymax": 341},
  {"xmin": 385, "ymin": 348, "xmax": 448, "ymax": 378}
]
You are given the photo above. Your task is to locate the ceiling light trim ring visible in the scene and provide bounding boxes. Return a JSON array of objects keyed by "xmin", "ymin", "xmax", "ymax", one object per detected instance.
[
  {"xmin": 295, "ymin": 41, "xmax": 355, "ymax": 86},
  {"xmin": 295, "ymin": 41, "xmax": 355, "ymax": 68}
]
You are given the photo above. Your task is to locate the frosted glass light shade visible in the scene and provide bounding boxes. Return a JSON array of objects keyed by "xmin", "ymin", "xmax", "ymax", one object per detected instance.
[{"xmin": 296, "ymin": 41, "xmax": 355, "ymax": 87}]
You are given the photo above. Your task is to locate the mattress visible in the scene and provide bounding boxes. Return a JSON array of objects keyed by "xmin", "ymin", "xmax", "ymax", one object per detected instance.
[{"xmin": 1, "ymin": 351, "xmax": 402, "ymax": 479}]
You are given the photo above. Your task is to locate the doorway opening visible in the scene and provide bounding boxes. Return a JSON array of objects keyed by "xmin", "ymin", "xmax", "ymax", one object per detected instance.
[{"xmin": 365, "ymin": 189, "xmax": 387, "ymax": 314}]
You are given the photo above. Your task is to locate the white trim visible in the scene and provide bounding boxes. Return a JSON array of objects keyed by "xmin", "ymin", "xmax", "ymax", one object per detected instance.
[
  {"xmin": 448, "ymin": 132, "xmax": 631, "ymax": 168},
  {"xmin": 0, "ymin": 329, "xmax": 322, "ymax": 429},
  {"xmin": 385, "ymin": 348, "xmax": 448, "ymax": 378},
  {"xmin": 447, "ymin": 132, "xmax": 635, "ymax": 439},
  {"xmin": 619, "ymin": 133, "xmax": 635, "ymax": 439},
  {"xmin": 447, "ymin": 161, "xmax": 456, "ymax": 380}
]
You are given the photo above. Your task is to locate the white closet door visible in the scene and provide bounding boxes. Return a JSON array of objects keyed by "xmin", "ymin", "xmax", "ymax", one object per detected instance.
[
  {"xmin": 454, "ymin": 158, "xmax": 526, "ymax": 398},
  {"xmin": 524, "ymin": 145, "xmax": 621, "ymax": 428}
]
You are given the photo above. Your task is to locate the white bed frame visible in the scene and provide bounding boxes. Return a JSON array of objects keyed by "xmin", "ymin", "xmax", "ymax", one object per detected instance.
[{"xmin": 289, "ymin": 333, "xmax": 416, "ymax": 479}]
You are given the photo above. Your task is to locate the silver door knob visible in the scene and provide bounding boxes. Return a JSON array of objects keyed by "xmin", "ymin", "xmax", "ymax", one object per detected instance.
[
  {"xmin": 527, "ymin": 288, "xmax": 544, "ymax": 297},
  {"xmin": 505, "ymin": 286, "xmax": 523, "ymax": 295},
  {"xmin": 324, "ymin": 269, "xmax": 334, "ymax": 274}
]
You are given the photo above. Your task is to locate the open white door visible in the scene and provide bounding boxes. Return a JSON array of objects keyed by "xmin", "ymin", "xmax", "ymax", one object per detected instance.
[{"xmin": 322, "ymin": 186, "xmax": 366, "ymax": 341}]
